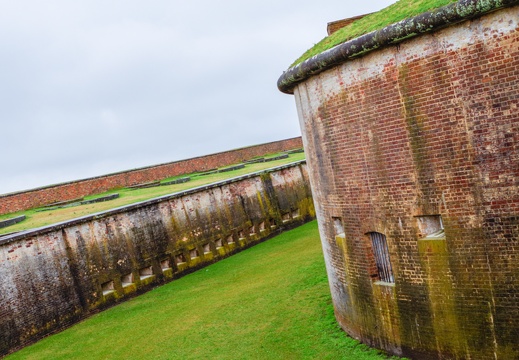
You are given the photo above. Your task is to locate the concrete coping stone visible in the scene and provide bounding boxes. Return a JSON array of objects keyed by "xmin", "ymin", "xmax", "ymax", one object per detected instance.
[
  {"xmin": 264, "ymin": 154, "xmax": 289, "ymax": 162},
  {"xmin": 287, "ymin": 148, "xmax": 304, "ymax": 154},
  {"xmin": 38, "ymin": 193, "xmax": 121, "ymax": 210},
  {"xmin": 246, "ymin": 153, "xmax": 293, "ymax": 164},
  {"xmin": 80, "ymin": 193, "xmax": 120, "ymax": 205},
  {"xmin": 199, "ymin": 168, "xmax": 218, "ymax": 176},
  {"xmin": 44, "ymin": 197, "xmax": 85, "ymax": 208},
  {"xmin": 161, "ymin": 177, "xmax": 191, "ymax": 186},
  {"xmin": 127, "ymin": 181, "xmax": 161, "ymax": 190},
  {"xmin": 0, "ymin": 215, "xmax": 26, "ymax": 229},
  {"xmin": 218, "ymin": 164, "xmax": 245, "ymax": 173},
  {"xmin": 245, "ymin": 158, "xmax": 265, "ymax": 164},
  {"xmin": 0, "ymin": 160, "xmax": 307, "ymax": 245}
]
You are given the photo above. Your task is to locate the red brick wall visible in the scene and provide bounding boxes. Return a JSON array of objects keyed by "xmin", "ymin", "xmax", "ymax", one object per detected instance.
[
  {"xmin": 0, "ymin": 137, "xmax": 302, "ymax": 214},
  {"xmin": 293, "ymin": 7, "xmax": 518, "ymax": 359}
]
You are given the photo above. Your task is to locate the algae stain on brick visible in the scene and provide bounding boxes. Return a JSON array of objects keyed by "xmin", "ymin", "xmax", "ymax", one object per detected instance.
[
  {"xmin": 418, "ymin": 238, "xmax": 467, "ymax": 358},
  {"xmin": 397, "ymin": 63, "xmax": 437, "ymax": 213}
]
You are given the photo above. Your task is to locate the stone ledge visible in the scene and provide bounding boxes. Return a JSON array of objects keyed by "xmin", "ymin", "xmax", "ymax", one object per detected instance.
[
  {"xmin": 265, "ymin": 154, "xmax": 289, "ymax": 162},
  {"xmin": 245, "ymin": 158, "xmax": 265, "ymax": 164},
  {"xmin": 44, "ymin": 198, "xmax": 84, "ymax": 208},
  {"xmin": 80, "ymin": 193, "xmax": 120, "ymax": 205},
  {"xmin": 127, "ymin": 181, "xmax": 161, "ymax": 190},
  {"xmin": 287, "ymin": 148, "xmax": 304, "ymax": 154},
  {"xmin": 161, "ymin": 177, "xmax": 191, "ymax": 186},
  {"xmin": 218, "ymin": 164, "xmax": 245, "ymax": 173},
  {"xmin": 0, "ymin": 215, "xmax": 26, "ymax": 229}
]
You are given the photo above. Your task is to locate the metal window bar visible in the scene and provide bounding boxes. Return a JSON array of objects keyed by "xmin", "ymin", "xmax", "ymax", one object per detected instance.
[{"xmin": 370, "ymin": 232, "xmax": 394, "ymax": 283}]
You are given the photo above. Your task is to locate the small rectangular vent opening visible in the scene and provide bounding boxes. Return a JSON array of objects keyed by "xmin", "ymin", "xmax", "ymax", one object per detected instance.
[
  {"xmin": 139, "ymin": 266, "xmax": 153, "ymax": 280},
  {"xmin": 101, "ymin": 281, "xmax": 115, "ymax": 295},
  {"xmin": 121, "ymin": 273, "xmax": 134, "ymax": 287},
  {"xmin": 176, "ymin": 254, "xmax": 186, "ymax": 264},
  {"xmin": 227, "ymin": 235, "xmax": 235, "ymax": 244},
  {"xmin": 203, "ymin": 243, "xmax": 211, "ymax": 254},
  {"xmin": 259, "ymin": 221, "xmax": 266, "ymax": 232},
  {"xmin": 332, "ymin": 217, "xmax": 344, "ymax": 236},
  {"xmin": 215, "ymin": 238, "xmax": 223, "ymax": 248},
  {"xmin": 249, "ymin": 226, "xmax": 255, "ymax": 235},
  {"xmin": 160, "ymin": 259, "xmax": 171, "ymax": 271},
  {"xmin": 190, "ymin": 249, "xmax": 199, "ymax": 259},
  {"xmin": 416, "ymin": 215, "xmax": 444, "ymax": 239}
]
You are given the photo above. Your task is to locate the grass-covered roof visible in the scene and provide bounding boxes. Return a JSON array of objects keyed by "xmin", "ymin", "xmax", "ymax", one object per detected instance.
[
  {"xmin": 279, "ymin": 0, "xmax": 519, "ymax": 94},
  {"xmin": 292, "ymin": 0, "xmax": 456, "ymax": 67}
]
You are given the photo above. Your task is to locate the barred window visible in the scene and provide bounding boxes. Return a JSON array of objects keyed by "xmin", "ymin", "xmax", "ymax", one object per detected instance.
[{"xmin": 368, "ymin": 232, "xmax": 394, "ymax": 283}]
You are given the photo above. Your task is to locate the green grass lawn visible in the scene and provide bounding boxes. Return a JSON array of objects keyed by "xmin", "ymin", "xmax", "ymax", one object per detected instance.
[
  {"xmin": 0, "ymin": 152, "xmax": 305, "ymax": 235},
  {"xmin": 6, "ymin": 221, "xmax": 401, "ymax": 360}
]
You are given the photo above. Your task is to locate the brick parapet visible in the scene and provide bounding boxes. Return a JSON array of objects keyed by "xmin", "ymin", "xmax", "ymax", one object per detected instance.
[{"xmin": 0, "ymin": 137, "xmax": 302, "ymax": 215}]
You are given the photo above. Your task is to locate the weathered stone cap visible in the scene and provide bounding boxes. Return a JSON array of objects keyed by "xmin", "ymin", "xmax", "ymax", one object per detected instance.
[{"xmin": 278, "ymin": 0, "xmax": 519, "ymax": 94}]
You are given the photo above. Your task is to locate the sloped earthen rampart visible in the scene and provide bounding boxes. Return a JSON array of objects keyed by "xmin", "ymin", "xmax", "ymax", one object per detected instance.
[
  {"xmin": 0, "ymin": 137, "xmax": 303, "ymax": 215},
  {"xmin": 279, "ymin": 2, "xmax": 519, "ymax": 359},
  {"xmin": 0, "ymin": 160, "xmax": 314, "ymax": 356}
]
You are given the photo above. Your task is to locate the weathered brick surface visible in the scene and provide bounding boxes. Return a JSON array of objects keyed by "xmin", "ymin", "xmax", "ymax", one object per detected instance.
[
  {"xmin": 0, "ymin": 137, "xmax": 303, "ymax": 215},
  {"xmin": 0, "ymin": 161, "xmax": 314, "ymax": 356},
  {"xmin": 292, "ymin": 7, "xmax": 519, "ymax": 359}
]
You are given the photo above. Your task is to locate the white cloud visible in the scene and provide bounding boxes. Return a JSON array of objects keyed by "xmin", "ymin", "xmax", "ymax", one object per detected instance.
[
  {"xmin": 100, "ymin": 109, "xmax": 120, "ymax": 129},
  {"xmin": 0, "ymin": 0, "xmax": 396, "ymax": 194}
]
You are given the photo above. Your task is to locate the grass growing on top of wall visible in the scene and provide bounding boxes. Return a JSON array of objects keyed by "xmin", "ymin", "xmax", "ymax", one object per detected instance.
[
  {"xmin": 6, "ymin": 221, "xmax": 403, "ymax": 360},
  {"xmin": 0, "ymin": 152, "xmax": 305, "ymax": 235},
  {"xmin": 291, "ymin": 0, "xmax": 456, "ymax": 67}
]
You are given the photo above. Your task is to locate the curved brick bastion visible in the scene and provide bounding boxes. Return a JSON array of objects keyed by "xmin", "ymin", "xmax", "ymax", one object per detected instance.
[
  {"xmin": 0, "ymin": 161, "xmax": 314, "ymax": 356},
  {"xmin": 278, "ymin": 1, "xmax": 519, "ymax": 359}
]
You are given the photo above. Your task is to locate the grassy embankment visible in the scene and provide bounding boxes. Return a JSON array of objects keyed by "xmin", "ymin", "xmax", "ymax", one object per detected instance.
[
  {"xmin": 291, "ymin": 0, "xmax": 457, "ymax": 67},
  {"xmin": 7, "ymin": 221, "xmax": 403, "ymax": 360},
  {"xmin": 0, "ymin": 152, "xmax": 305, "ymax": 235}
]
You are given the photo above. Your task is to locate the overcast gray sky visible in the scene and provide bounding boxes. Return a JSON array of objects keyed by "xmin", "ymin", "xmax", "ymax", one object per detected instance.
[{"xmin": 0, "ymin": 0, "xmax": 395, "ymax": 195}]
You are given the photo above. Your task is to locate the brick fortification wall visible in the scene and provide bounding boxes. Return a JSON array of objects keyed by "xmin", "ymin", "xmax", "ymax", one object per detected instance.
[
  {"xmin": 0, "ymin": 137, "xmax": 303, "ymax": 215},
  {"xmin": 280, "ymin": 3, "xmax": 519, "ymax": 360},
  {"xmin": 0, "ymin": 161, "xmax": 314, "ymax": 356}
]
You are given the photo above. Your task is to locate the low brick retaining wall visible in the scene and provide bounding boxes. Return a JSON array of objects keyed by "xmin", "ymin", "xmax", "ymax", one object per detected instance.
[
  {"xmin": 0, "ymin": 215, "xmax": 26, "ymax": 229},
  {"xmin": 0, "ymin": 137, "xmax": 303, "ymax": 215},
  {"xmin": 161, "ymin": 177, "xmax": 191, "ymax": 186},
  {"xmin": 0, "ymin": 160, "xmax": 314, "ymax": 356},
  {"xmin": 80, "ymin": 193, "xmax": 120, "ymax": 205}
]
